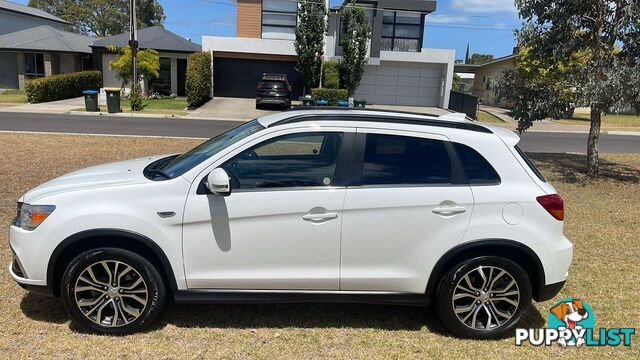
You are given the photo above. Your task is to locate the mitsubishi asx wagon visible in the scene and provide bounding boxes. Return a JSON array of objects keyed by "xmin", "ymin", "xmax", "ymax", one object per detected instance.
[{"xmin": 9, "ymin": 109, "xmax": 573, "ymax": 337}]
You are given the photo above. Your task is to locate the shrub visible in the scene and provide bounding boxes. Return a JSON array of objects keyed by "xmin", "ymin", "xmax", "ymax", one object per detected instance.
[
  {"xmin": 129, "ymin": 82, "xmax": 143, "ymax": 111},
  {"xmin": 186, "ymin": 52, "xmax": 212, "ymax": 108},
  {"xmin": 311, "ymin": 88, "xmax": 348, "ymax": 105},
  {"xmin": 322, "ymin": 61, "xmax": 340, "ymax": 89},
  {"xmin": 25, "ymin": 71, "xmax": 102, "ymax": 103}
]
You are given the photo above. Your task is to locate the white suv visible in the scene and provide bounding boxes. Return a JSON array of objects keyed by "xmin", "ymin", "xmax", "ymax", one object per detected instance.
[{"xmin": 9, "ymin": 109, "xmax": 573, "ymax": 337}]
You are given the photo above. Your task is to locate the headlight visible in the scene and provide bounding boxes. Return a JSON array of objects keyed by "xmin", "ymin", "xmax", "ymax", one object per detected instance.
[{"xmin": 14, "ymin": 203, "xmax": 55, "ymax": 231}]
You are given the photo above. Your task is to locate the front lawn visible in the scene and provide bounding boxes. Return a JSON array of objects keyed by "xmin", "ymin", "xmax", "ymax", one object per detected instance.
[
  {"xmin": 74, "ymin": 97, "xmax": 188, "ymax": 116},
  {"xmin": 0, "ymin": 89, "xmax": 27, "ymax": 103},
  {"xmin": 475, "ymin": 110, "xmax": 505, "ymax": 124},
  {"xmin": 0, "ymin": 133, "xmax": 638, "ymax": 358},
  {"xmin": 554, "ymin": 113, "xmax": 640, "ymax": 131}
]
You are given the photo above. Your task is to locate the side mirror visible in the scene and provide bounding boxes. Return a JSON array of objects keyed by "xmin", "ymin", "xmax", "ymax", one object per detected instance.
[{"xmin": 206, "ymin": 168, "xmax": 231, "ymax": 196}]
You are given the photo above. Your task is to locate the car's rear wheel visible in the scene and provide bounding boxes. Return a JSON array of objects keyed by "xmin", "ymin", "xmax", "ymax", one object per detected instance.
[
  {"xmin": 60, "ymin": 248, "xmax": 166, "ymax": 334},
  {"xmin": 435, "ymin": 256, "xmax": 531, "ymax": 339}
]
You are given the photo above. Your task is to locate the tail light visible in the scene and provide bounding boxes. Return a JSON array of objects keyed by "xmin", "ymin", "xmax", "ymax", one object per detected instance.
[{"xmin": 536, "ymin": 194, "xmax": 564, "ymax": 221}]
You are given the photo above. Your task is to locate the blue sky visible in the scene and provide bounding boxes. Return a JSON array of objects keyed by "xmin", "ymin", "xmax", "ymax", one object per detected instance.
[{"xmin": 16, "ymin": 0, "xmax": 520, "ymax": 60}]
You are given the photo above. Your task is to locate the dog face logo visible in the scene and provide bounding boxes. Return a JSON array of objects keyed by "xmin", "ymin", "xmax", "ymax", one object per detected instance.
[
  {"xmin": 550, "ymin": 299, "xmax": 589, "ymax": 330},
  {"xmin": 548, "ymin": 298, "xmax": 595, "ymax": 347}
]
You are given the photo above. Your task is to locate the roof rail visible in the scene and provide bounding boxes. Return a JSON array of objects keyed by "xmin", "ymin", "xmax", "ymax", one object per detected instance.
[
  {"xmin": 286, "ymin": 105, "xmax": 444, "ymax": 118},
  {"xmin": 270, "ymin": 112, "xmax": 493, "ymax": 134}
]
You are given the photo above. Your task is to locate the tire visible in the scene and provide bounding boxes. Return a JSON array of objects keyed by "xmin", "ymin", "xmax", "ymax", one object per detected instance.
[
  {"xmin": 60, "ymin": 248, "xmax": 166, "ymax": 335},
  {"xmin": 435, "ymin": 256, "xmax": 531, "ymax": 339}
]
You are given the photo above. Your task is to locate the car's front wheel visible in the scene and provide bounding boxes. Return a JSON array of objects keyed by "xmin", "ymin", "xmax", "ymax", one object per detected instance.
[
  {"xmin": 435, "ymin": 256, "xmax": 532, "ymax": 339},
  {"xmin": 60, "ymin": 248, "xmax": 166, "ymax": 334}
]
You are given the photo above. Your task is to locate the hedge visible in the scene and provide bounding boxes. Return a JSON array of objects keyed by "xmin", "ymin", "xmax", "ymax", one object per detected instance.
[
  {"xmin": 25, "ymin": 71, "xmax": 102, "ymax": 103},
  {"xmin": 186, "ymin": 52, "xmax": 212, "ymax": 108},
  {"xmin": 322, "ymin": 61, "xmax": 340, "ymax": 89},
  {"xmin": 311, "ymin": 88, "xmax": 349, "ymax": 106}
]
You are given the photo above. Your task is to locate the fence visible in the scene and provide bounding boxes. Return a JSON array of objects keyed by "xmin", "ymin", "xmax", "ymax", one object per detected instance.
[{"xmin": 448, "ymin": 90, "xmax": 478, "ymax": 119}]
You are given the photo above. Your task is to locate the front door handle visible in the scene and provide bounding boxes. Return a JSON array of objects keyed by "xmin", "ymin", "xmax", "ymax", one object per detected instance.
[
  {"xmin": 432, "ymin": 205, "xmax": 467, "ymax": 216},
  {"xmin": 302, "ymin": 212, "xmax": 339, "ymax": 222}
]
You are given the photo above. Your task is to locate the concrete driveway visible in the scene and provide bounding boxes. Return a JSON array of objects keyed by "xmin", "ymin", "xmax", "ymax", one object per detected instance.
[{"xmin": 189, "ymin": 97, "xmax": 285, "ymax": 120}]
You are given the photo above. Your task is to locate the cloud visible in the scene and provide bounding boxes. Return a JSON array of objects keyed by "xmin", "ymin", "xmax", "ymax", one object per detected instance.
[
  {"xmin": 451, "ymin": 0, "xmax": 517, "ymax": 13},
  {"xmin": 427, "ymin": 14, "xmax": 469, "ymax": 24}
]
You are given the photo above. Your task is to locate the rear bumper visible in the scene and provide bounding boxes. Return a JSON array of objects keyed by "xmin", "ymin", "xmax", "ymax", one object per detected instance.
[
  {"xmin": 535, "ymin": 281, "xmax": 566, "ymax": 302},
  {"xmin": 256, "ymin": 96, "xmax": 291, "ymax": 105}
]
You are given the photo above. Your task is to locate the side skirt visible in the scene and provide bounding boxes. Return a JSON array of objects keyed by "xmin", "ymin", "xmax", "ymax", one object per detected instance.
[{"xmin": 173, "ymin": 289, "xmax": 430, "ymax": 306}]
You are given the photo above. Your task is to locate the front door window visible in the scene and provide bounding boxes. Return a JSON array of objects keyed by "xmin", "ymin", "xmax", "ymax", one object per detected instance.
[{"xmin": 222, "ymin": 132, "xmax": 344, "ymax": 190}]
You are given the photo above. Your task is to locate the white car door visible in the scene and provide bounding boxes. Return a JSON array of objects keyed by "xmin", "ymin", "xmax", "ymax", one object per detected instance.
[
  {"xmin": 340, "ymin": 128, "xmax": 474, "ymax": 293},
  {"xmin": 183, "ymin": 127, "xmax": 355, "ymax": 290}
]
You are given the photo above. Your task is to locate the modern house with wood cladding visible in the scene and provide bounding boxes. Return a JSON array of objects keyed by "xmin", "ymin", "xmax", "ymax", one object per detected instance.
[{"xmin": 202, "ymin": 0, "xmax": 455, "ymax": 107}]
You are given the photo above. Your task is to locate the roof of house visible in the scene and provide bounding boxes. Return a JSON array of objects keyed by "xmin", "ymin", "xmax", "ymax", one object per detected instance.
[
  {"xmin": 0, "ymin": 0, "xmax": 69, "ymax": 24},
  {"xmin": 90, "ymin": 26, "xmax": 201, "ymax": 53},
  {"xmin": 0, "ymin": 25, "xmax": 93, "ymax": 53},
  {"xmin": 476, "ymin": 54, "xmax": 517, "ymax": 67}
]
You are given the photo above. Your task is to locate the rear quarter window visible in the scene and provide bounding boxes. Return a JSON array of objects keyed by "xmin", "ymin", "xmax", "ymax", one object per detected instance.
[
  {"xmin": 453, "ymin": 143, "xmax": 501, "ymax": 185},
  {"xmin": 514, "ymin": 145, "xmax": 547, "ymax": 182}
]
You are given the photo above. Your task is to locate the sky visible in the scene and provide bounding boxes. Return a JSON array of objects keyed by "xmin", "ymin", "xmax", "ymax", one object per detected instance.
[{"xmin": 15, "ymin": 0, "xmax": 521, "ymax": 60}]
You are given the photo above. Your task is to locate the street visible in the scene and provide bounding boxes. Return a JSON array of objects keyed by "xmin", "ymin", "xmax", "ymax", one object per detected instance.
[{"xmin": 0, "ymin": 111, "xmax": 638, "ymax": 153}]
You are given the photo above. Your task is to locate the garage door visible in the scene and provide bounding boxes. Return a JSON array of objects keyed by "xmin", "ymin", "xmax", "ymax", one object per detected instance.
[
  {"xmin": 213, "ymin": 57, "xmax": 303, "ymax": 99},
  {"xmin": 0, "ymin": 52, "xmax": 18, "ymax": 89},
  {"xmin": 353, "ymin": 62, "xmax": 443, "ymax": 106}
]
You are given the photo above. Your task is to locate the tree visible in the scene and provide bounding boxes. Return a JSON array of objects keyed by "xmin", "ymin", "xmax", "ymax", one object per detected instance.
[
  {"xmin": 28, "ymin": 0, "xmax": 165, "ymax": 37},
  {"xmin": 295, "ymin": 0, "xmax": 327, "ymax": 93},
  {"xmin": 464, "ymin": 43, "xmax": 470, "ymax": 64},
  {"xmin": 452, "ymin": 73, "xmax": 461, "ymax": 91},
  {"xmin": 469, "ymin": 53, "xmax": 494, "ymax": 65},
  {"xmin": 339, "ymin": 0, "xmax": 372, "ymax": 96},
  {"xmin": 495, "ymin": 47, "xmax": 588, "ymax": 129},
  {"xmin": 498, "ymin": 0, "xmax": 640, "ymax": 177},
  {"xmin": 107, "ymin": 45, "xmax": 160, "ymax": 87}
]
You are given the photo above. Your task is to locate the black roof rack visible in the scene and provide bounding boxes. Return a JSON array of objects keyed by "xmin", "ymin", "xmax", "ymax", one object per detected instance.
[
  {"xmin": 272, "ymin": 107, "xmax": 492, "ymax": 134},
  {"xmin": 284, "ymin": 105, "xmax": 444, "ymax": 118}
]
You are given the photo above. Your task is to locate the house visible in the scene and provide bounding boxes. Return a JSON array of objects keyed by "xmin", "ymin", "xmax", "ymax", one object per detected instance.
[
  {"xmin": 471, "ymin": 54, "xmax": 517, "ymax": 107},
  {"xmin": 0, "ymin": 0, "xmax": 68, "ymax": 35},
  {"xmin": 90, "ymin": 26, "xmax": 201, "ymax": 96},
  {"xmin": 202, "ymin": 0, "xmax": 455, "ymax": 107},
  {"xmin": 0, "ymin": 0, "xmax": 94, "ymax": 89}
]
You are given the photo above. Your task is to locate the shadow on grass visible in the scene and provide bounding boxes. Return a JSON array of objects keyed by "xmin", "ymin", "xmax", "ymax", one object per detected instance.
[
  {"xmin": 20, "ymin": 292, "xmax": 545, "ymax": 337},
  {"xmin": 528, "ymin": 153, "xmax": 640, "ymax": 184}
]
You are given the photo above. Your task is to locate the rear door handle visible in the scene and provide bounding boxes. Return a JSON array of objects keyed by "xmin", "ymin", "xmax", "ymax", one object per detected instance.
[
  {"xmin": 432, "ymin": 206, "xmax": 467, "ymax": 216},
  {"xmin": 302, "ymin": 212, "xmax": 339, "ymax": 222}
]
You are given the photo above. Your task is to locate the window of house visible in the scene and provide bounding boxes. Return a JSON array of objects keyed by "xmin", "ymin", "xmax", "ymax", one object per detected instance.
[
  {"xmin": 24, "ymin": 53, "xmax": 45, "ymax": 78},
  {"xmin": 381, "ymin": 11, "xmax": 423, "ymax": 52},
  {"xmin": 262, "ymin": 0, "xmax": 297, "ymax": 40},
  {"xmin": 222, "ymin": 132, "xmax": 344, "ymax": 189},
  {"xmin": 359, "ymin": 134, "xmax": 452, "ymax": 186}
]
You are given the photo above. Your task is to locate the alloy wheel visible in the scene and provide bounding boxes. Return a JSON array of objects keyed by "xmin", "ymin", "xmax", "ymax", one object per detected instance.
[
  {"xmin": 451, "ymin": 265, "xmax": 520, "ymax": 330},
  {"xmin": 73, "ymin": 260, "xmax": 148, "ymax": 327}
]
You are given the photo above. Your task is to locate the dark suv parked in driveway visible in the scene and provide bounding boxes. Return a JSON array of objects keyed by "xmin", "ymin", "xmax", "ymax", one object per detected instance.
[{"xmin": 256, "ymin": 73, "xmax": 292, "ymax": 109}]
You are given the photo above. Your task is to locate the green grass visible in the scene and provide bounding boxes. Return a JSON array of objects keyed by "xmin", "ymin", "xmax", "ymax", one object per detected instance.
[
  {"xmin": 475, "ymin": 110, "xmax": 505, "ymax": 124},
  {"xmin": 554, "ymin": 113, "xmax": 640, "ymax": 130},
  {"xmin": 0, "ymin": 89, "xmax": 27, "ymax": 103},
  {"xmin": 74, "ymin": 97, "xmax": 188, "ymax": 116}
]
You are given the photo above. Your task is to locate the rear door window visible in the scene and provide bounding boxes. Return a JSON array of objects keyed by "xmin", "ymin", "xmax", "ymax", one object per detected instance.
[{"xmin": 358, "ymin": 133, "xmax": 452, "ymax": 186}]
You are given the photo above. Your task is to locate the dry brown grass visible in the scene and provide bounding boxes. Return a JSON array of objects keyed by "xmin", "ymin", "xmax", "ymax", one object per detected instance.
[{"xmin": 0, "ymin": 132, "xmax": 638, "ymax": 359}]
